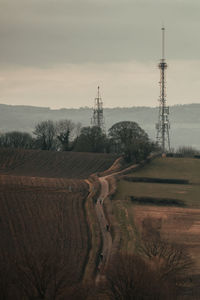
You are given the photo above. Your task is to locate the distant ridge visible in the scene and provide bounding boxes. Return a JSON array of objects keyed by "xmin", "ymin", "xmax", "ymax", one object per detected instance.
[{"xmin": 0, "ymin": 103, "xmax": 200, "ymax": 149}]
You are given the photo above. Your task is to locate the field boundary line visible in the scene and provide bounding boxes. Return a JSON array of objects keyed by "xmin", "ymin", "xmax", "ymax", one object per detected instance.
[{"xmin": 82, "ymin": 179, "xmax": 102, "ymax": 283}]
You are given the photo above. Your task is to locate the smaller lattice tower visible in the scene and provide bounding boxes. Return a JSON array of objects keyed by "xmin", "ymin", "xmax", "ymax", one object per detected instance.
[
  {"xmin": 156, "ymin": 27, "xmax": 170, "ymax": 152},
  {"xmin": 91, "ymin": 86, "xmax": 105, "ymax": 130}
]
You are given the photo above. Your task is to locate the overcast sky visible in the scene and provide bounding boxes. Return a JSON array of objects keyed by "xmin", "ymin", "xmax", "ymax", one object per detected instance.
[{"xmin": 0, "ymin": 0, "xmax": 200, "ymax": 108}]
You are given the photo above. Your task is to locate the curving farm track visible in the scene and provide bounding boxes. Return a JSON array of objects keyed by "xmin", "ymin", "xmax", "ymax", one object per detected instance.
[
  {"xmin": 92, "ymin": 159, "xmax": 153, "ymax": 283},
  {"xmin": 95, "ymin": 177, "xmax": 112, "ymax": 283}
]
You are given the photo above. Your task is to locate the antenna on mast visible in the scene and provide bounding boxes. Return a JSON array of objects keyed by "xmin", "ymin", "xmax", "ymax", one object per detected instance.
[{"xmin": 162, "ymin": 27, "xmax": 165, "ymax": 60}]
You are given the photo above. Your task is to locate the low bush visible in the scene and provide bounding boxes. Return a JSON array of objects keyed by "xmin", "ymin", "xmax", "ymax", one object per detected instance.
[
  {"xmin": 129, "ymin": 195, "xmax": 185, "ymax": 207},
  {"xmin": 124, "ymin": 176, "xmax": 189, "ymax": 184}
]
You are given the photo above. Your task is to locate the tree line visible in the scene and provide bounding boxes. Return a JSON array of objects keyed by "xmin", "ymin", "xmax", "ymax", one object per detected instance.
[{"xmin": 0, "ymin": 119, "xmax": 157, "ymax": 163}]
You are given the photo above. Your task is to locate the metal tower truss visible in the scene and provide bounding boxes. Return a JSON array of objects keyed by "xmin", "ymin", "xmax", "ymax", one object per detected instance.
[
  {"xmin": 91, "ymin": 86, "xmax": 105, "ymax": 131},
  {"xmin": 156, "ymin": 27, "xmax": 170, "ymax": 153}
]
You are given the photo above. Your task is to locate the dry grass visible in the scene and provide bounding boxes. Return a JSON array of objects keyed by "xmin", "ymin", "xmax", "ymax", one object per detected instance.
[
  {"xmin": 131, "ymin": 205, "xmax": 200, "ymax": 276},
  {"xmin": 108, "ymin": 156, "xmax": 200, "ymax": 290},
  {"xmin": 126, "ymin": 157, "xmax": 200, "ymax": 183},
  {"xmin": 114, "ymin": 157, "xmax": 200, "ymax": 208}
]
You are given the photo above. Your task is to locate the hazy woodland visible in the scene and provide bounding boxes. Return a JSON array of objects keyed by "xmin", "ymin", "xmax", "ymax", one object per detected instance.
[{"xmin": 0, "ymin": 103, "xmax": 200, "ymax": 149}]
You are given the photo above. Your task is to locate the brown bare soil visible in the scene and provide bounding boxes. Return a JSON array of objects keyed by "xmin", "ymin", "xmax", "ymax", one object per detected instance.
[
  {"xmin": 0, "ymin": 176, "xmax": 90, "ymax": 282},
  {"xmin": 0, "ymin": 148, "xmax": 118, "ymax": 178},
  {"xmin": 0, "ymin": 149, "xmax": 119, "ymax": 297}
]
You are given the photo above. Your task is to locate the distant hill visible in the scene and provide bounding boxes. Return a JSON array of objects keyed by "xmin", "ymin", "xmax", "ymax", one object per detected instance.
[{"xmin": 0, "ymin": 103, "xmax": 200, "ymax": 149}]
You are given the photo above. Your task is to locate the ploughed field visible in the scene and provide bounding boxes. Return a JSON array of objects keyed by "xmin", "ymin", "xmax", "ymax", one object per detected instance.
[
  {"xmin": 0, "ymin": 149, "xmax": 117, "ymax": 298},
  {"xmin": 112, "ymin": 157, "xmax": 200, "ymax": 278},
  {"xmin": 0, "ymin": 175, "xmax": 90, "ymax": 298},
  {"xmin": 0, "ymin": 148, "xmax": 118, "ymax": 178},
  {"xmin": 0, "ymin": 177, "xmax": 89, "ymax": 274}
]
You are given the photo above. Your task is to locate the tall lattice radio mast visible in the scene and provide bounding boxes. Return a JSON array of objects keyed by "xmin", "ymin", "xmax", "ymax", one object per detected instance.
[
  {"xmin": 156, "ymin": 27, "xmax": 170, "ymax": 152},
  {"xmin": 91, "ymin": 86, "xmax": 105, "ymax": 130}
]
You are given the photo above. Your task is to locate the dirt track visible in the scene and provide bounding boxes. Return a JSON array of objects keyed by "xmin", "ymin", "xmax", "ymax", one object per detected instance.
[
  {"xmin": 94, "ymin": 163, "xmax": 144, "ymax": 282},
  {"xmin": 95, "ymin": 177, "xmax": 112, "ymax": 283},
  {"xmin": 91, "ymin": 155, "xmax": 161, "ymax": 283}
]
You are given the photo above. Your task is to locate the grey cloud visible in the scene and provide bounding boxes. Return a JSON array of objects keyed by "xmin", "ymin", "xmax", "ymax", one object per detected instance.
[{"xmin": 0, "ymin": 0, "xmax": 200, "ymax": 66}]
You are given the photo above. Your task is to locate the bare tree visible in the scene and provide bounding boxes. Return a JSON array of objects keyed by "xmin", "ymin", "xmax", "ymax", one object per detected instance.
[
  {"xmin": 104, "ymin": 253, "xmax": 173, "ymax": 300},
  {"xmin": 140, "ymin": 238, "xmax": 192, "ymax": 282},
  {"xmin": 103, "ymin": 218, "xmax": 193, "ymax": 300},
  {"xmin": 56, "ymin": 120, "xmax": 76, "ymax": 151},
  {"xmin": 15, "ymin": 250, "xmax": 72, "ymax": 300},
  {"xmin": 33, "ymin": 120, "xmax": 56, "ymax": 150},
  {"xmin": 139, "ymin": 217, "xmax": 193, "ymax": 284}
]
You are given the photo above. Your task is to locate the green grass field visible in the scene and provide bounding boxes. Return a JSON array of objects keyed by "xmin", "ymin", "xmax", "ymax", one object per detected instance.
[{"xmin": 114, "ymin": 157, "xmax": 200, "ymax": 208}]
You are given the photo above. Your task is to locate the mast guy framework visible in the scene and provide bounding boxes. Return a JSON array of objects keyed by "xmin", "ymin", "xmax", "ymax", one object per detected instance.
[
  {"xmin": 91, "ymin": 86, "xmax": 105, "ymax": 130},
  {"xmin": 156, "ymin": 27, "xmax": 170, "ymax": 152}
]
